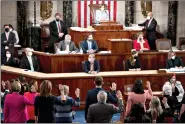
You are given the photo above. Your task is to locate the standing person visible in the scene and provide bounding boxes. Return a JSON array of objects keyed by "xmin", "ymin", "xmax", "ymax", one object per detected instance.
[
  {"xmin": 24, "ymin": 80, "xmax": 39, "ymax": 123},
  {"xmin": 20, "ymin": 48, "xmax": 40, "ymax": 72},
  {"xmin": 85, "ymin": 76, "xmax": 118, "ymax": 120},
  {"xmin": 1, "ymin": 24, "xmax": 16, "ymax": 64},
  {"xmin": 3, "ymin": 80, "xmax": 33, "ymax": 123},
  {"xmin": 125, "ymin": 79, "xmax": 153, "ymax": 117},
  {"xmin": 9, "ymin": 24, "xmax": 19, "ymax": 45},
  {"xmin": 55, "ymin": 84, "xmax": 80, "ymax": 123},
  {"xmin": 34, "ymin": 80, "xmax": 56, "ymax": 123},
  {"xmin": 95, "ymin": 4, "xmax": 109, "ymax": 23},
  {"xmin": 87, "ymin": 90, "xmax": 124, "ymax": 123},
  {"xmin": 49, "ymin": 13, "xmax": 67, "ymax": 53},
  {"xmin": 138, "ymin": 12, "xmax": 157, "ymax": 50}
]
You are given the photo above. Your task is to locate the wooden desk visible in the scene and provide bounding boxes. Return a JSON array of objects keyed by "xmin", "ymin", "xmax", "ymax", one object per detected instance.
[
  {"xmin": 69, "ymin": 28, "xmax": 141, "ymax": 50},
  {"xmin": 109, "ymin": 39, "xmax": 133, "ymax": 54},
  {"xmin": 93, "ymin": 24, "xmax": 123, "ymax": 31},
  {"xmin": 1, "ymin": 66, "xmax": 185, "ymax": 108},
  {"xmin": 33, "ymin": 51, "xmax": 185, "ymax": 73}
]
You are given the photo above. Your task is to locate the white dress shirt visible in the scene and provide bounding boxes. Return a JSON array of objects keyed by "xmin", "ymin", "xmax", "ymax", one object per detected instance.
[
  {"xmin": 148, "ymin": 17, "xmax": 153, "ymax": 27},
  {"xmin": 65, "ymin": 44, "xmax": 70, "ymax": 51},
  {"xmin": 87, "ymin": 40, "xmax": 92, "ymax": 50},
  {"xmin": 27, "ymin": 56, "xmax": 34, "ymax": 71},
  {"xmin": 55, "ymin": 20, "xmax": 61, "ymax": 33}
]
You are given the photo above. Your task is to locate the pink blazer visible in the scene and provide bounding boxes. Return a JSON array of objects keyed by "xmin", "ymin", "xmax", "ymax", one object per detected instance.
[
  {"xmin": 125, "ymin": 89, "xmax": 153, "ymax": 117},
  {"xmin": 4, "ymin": 92, "xmax": 34, "ymax": 123}
]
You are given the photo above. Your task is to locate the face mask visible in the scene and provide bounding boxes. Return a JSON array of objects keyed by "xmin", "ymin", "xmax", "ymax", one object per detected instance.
[
  {"xmin": 28, "ymin": 52, "xmax": 32, "ymax": 56},
  {"xmin": 147, "ymin": 16, "xmax": 150, "ymax": 20},
  {"xmin": 56, "ymin": 19, "xmax": 60, "ymax": 22},
  {"xmin": 88, "ymin": 58, "xmax": 94, "ymax": 63},
  {"xmin": 88, "ymin": 39, "xmax": 93, "ymax": 42},
  {"xmin": 171, "ymin": 78, "xmax": 176, "ymax": 82},
  {"xmin": 139, "ymin": 37, "xmax": 142, "ymax": 41},
  {"xmin": 9, "ymin": 28, "xmax": 13, "ymax": 32},
  {"xmin": 65, "ymin": 40, "xmax": 70, "ymax": 44},
  {"xmin": 6, "ymin": 54, "xmax": 11, "ymax": 58},
  {"xmin": 171, "ymin": 56, "xmax": 175, "ymax": 60},
  {"xmin": 5, "ymin": 28, "xmax": 9, "ymax": 32}
]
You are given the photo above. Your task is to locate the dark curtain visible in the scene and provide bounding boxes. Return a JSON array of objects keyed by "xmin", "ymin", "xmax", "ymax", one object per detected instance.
[
  {"xmin": 125, "ymin": 1, "xmax": 135, "ymax": 27},
  {"xmin": 167, "ymin": 1, "xmax": 178, "ymax": 46},
  {"xmin": 17, "ymin": 1, "xmax": 28, "ymax": 47},
  {"xmin": 63, "ymin": 1, "xmax": 72, "ymax": 29}
]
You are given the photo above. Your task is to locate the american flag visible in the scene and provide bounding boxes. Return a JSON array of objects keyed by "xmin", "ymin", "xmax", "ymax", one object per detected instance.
[{"xmin": 77, "ymin": 0, "xmax": 117, "ymax": 28}]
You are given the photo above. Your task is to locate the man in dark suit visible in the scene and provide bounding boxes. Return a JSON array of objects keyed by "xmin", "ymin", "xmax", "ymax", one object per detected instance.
[
  {"xmin": 87, "ymin": 90, "xmax": 124, "ymax": 123},
  {"xmin": 80, "ymin": 34, "xmax": 99, "ymax": 53},
  {"xmin": 20, "ymin": 48, "xmax": 40, "ymax": 72},
  {"xmin": 57, "ymin": 34, "xmax": 79, "ymax": 53},
  {"xmin": 49, "ymin": 13, "xmax": 67, "ymax": 53},
  {"xmin": 138, "ymin": 12, "xmax": 157, "ymax": 50},
  {"xmin": 85, "ymin": 76, "xmax": 118, "ymax": 120},
  {"xmin": 83, "ymin": 54, "xmax": 100, "ymax": 74},
  {"xmin": 1, "ymin": 24, "xmax": 16, "ymax": 64},
  {"xmin": 166, "ymin": 51, "xmax": 183, "ymax": 69}
]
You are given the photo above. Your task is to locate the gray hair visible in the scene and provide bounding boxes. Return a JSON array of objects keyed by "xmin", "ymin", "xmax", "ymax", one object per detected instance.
[{"xmin": 97, "ymin": 90, "xmax": 107, "ymax": 103}]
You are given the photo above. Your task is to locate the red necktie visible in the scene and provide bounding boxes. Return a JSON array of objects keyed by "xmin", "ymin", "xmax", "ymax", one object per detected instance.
[{"xmin": 58, "ymin": 22, "xmax": 61, "ymax": 33}]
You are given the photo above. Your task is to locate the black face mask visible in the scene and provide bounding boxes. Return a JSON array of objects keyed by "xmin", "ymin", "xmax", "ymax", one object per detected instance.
[
  {"xmin": 134, "ymin": 56, "xmax": 137, "ymax": 59},
  {"xmin": 56, "ymin": 19, "xmax": 60, "ymax": 22},
  {"xmin": 5, "ymin": 28, "xmax": 9, "ymax": 32},
  {"xmin": 139, "ymin": 38, "xmax": 142, "ymax": 41}
]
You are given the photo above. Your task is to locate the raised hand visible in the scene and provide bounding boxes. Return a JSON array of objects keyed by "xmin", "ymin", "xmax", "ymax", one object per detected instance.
[
  {"xmin": 116, "ymin": 90, "xmax": 123, "ymax": 99},
  {"xmin": 110, "ymin": 82, "xmax": 117, "ymax": 91}
]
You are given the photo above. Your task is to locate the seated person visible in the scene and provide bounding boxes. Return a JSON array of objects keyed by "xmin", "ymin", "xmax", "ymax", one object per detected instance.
[
  {"xmin": 95, "ymin": 4, "xmax": 109, "ymax": 23},
  {"xmin": 126, "ymin": 49, "xmax": 141, "ymax": 71},
  {"xmin": 1, "ymin": 50, "xmax": 18, "ymax": 67},
  {"xmin": 133, "ymin": 32, "xmax": 150, "ymax": 51},
  {"xmin": 57, "ymin": 34, "xmax": 79, "ymax": 53},
  {"xmin": 83, "ymin": 54, "xmax": 100, "ymax": 74},
  {"xmin": 80, "ymin": 34, "xmax": 99, "ymax": 54},
  {"xmin": 166, "ymin": 50, "xmax": 183, "ymax": 69},
  {"xmin": 20, "ymin": 48, "xmax": 40, "ymax": 72}
]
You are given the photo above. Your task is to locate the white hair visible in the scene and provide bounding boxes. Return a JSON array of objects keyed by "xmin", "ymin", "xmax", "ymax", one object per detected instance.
[
  {"xmin": 97, "ymin": 90, "xmax": 107, "ymax": 103},
  {"xmin": 162, "ymin": 82, "xmax": 172, "ymax": 96}
]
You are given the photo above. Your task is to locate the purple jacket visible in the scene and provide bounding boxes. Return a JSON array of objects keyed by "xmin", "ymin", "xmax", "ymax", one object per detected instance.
[{"xmin": 4, "ymin": 92, "xmax": 33, "ymax": 123}]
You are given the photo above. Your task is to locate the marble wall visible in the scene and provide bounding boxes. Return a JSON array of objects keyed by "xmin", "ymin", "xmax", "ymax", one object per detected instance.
[
  {"xmin": 1, "ymin": 1, "xmax": 17, "ymax": 32},
  {"xmin": 177, "ymin": 1, "xmax": 185, "ymax": 46}
]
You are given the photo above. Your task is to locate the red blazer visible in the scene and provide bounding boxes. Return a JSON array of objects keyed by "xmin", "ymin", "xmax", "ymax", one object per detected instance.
[{"xmin": 133, "ymin": 39, "xmax": 150, "ymax": 51}]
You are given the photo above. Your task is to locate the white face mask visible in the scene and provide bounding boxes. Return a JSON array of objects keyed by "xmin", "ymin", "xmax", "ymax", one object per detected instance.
[
  {"xmin": 6, "ymin": 54, "xmax": 11, "ymax": 58},
  {"xmin": 147, "ymin": 16, "xmax": 150, "ymax": 20},
  {"xmin": 88, "ymin": 58, "xmax": 94, "ymax": 63},
  {"xmin": 65, "ymin": 40, "xmax": 71, "ymax": 44},
  {"xmin": 9, "ymin": 29, "xmax": 13, "ymax": 32},
  {"xmin": 171, "ymin": 56, "xmax": 175, "ymax": 59},
  {"xmin": 171, "ymin": 78, "xmax": 176, "ymax": 82},
  {"xmin": 28, "ymin": 52, "xmax": 32, "ymax": 56}
]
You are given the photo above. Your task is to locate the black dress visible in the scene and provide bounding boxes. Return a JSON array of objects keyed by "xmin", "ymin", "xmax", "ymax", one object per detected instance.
[
  {"xmin": 34, "ymin": 96, "xmax": 56, "ymax": 123},
  {"xmin": 126, "ymin": 57, "xmax": 141, "ymax": 71}
]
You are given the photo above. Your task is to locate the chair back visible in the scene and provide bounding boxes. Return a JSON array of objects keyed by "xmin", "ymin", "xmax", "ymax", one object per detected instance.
[
  {"xmin": 178, "ymin": 37, "xmax": 185, "ymax": 50},
  {"xmin": 156, "ymin": 39, "xmax": 172, "ymax": 50}
]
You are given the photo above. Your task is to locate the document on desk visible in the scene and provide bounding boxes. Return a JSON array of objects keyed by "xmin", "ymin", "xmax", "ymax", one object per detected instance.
[
  {"xmin": 160, "ymin": 68, "xmax": 185, "ymax": 73},
  {"xmin": 98, "ymin": 51, "xmax": 111, "ymax": 54}
]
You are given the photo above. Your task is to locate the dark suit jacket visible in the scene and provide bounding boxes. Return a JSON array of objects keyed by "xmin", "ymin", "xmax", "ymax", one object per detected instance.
[
  {"xmin": 49, "ymin": 20, "xmax": 67, "ymax": 43},
  {"xmin": 2, "ymin": 57, "xmax": 17, "ymax": 67},
  {"xmin": 138, "ymin": 18, "xmax": 157, "ymax": 41},
  {"xmin": 125, "ymin": 57, "xmax": 141, "ymax": 71},
  {"xmin": 80, "ymin": 40, "xmax": 99, "ymax": 53},
  {"xmin": 83, "ymin": 60, "xmax": 100, "ymax": 73},
  {"xmin": 166, "ymin": 56, "xmax": 183, "ymax": 69},
  {"xmin": 85, "ymin": 88, "xmax": 118, "ymax": 120},
  {"xmin": 58, "ymin": 40, "xmax": 79, "ymax": 52},
  {"xmin": 1, "ymin": 32, "xmax": 16, "ymax": 55},
  {"xmin": 87, "ymin": 99, "xmax": 124, "ymax": 123},
  {"xmin": 20, "ymin": 56, "xmax": 40, "ymax": 72}
]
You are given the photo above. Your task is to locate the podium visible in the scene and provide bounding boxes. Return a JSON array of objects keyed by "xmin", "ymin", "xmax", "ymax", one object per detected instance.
[
  {"xmin": 109, "ymin": 39, "xmax": 133, "ymax": 53},
  {"xmin": 93, "ymin": 23, "xmax": 123, "ymax": 31}
]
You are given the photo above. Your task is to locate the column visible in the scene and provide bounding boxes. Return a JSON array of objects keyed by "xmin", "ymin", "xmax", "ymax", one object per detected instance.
[
  {"xmin": 167, "ymin": 1, "xmax": 178, "ymax": 46},
  {"xmin": 63, "ymin": 1, "xmax": 73, "ymax": 28},
  {"xmin": 17, "ymin": 1, "xmax": 28, "ymax": 47},
  {"xmin": 125, "ymin": 1, "xmax": 135, "ymax": 27}
]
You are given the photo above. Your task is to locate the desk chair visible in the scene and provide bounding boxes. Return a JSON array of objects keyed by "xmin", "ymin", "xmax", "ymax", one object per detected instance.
[
  {"xmin": 156, "ymin": 39, "xmax": 172, "ymax": 50},
  {"xmin": 178, "ymin": 37, "xmax": 185, "ymax": 50}
]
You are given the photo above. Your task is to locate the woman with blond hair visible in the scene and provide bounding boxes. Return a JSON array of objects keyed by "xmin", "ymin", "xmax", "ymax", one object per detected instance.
[
  {"xmin": 125, "ymin": 49, "xmax": 141, "ymax": 71},
  {"xmin": 34, "ymin": 80, "xmax": 56, "ymax": 123},
  {"xmin": 146, "ymin": 96, "xmax": 172, "ymax": 123},
  {"xmin": 4, "ymin": 80, "xmax": 33, "ymax": 123}
]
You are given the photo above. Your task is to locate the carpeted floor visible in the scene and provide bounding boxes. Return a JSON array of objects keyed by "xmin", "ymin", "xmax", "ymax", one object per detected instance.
[{"xmin": 73, "ymin": 111, "xmax": 121, "ymax": 123}]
